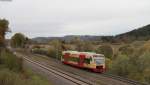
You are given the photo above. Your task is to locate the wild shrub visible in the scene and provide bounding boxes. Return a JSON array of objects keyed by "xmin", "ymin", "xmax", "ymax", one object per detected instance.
[
  {"xmin": 119, "ymin": 45, "xmax": 134, "ymax": 56},
  {"xmin": 110, "ymin": 44, "xmax": 150, "ymax": 84},
  {"xmin": 47, "ymin": 48, "xmax": 62, "ymax": 60},
  {"xmin": 0, "ymin": 50, "xmax": 23, "ymax": 72},
  {"xmin": 137, "ymin": 52, "xmax": 150, "ymax": 83},
  {"xmin": 110, "ymin": 55, "xmax": 133, "ymax": 77},
  {"xmin": 32, "ymin": 48, "xmax": 47, "ymax": 55},
  {"xmin": 96, "ymin": 45, "xmax": 113, "ymax": 59},
  {"xmin": 105, "ymin": 58, "xmax": 112, "ymax": 70},
  {"xmin": 138, "ymin": 40, "xmax": 150, "ymax": 54},
  {"xmin": 0, "ymin": 69, "xmax": 50, "ymax": 85},
  {"xmin": 0, "ymin": 69, "xmax": 23, "ymax": 85},
  {"xmin": 126, "ymin": 52, "xmax": 150, "ymax": 84},
  {"xmin": 47, "ymin": 48, "xmax": 56, "ymax": 58},
  {"xmin": 0, "ymin": 50, "xmax": 51, "ymax": 85}
]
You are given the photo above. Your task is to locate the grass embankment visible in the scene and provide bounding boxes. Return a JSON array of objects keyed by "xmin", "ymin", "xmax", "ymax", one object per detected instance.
[{"xmin": 0, "ymin": 49, "xmax": 51, "ymax": 85}]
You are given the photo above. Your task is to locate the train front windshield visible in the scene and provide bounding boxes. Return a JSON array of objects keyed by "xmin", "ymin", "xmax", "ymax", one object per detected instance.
[{"xmin": 93, "ymin": 55, "xmax": 105, "ymax": 65}]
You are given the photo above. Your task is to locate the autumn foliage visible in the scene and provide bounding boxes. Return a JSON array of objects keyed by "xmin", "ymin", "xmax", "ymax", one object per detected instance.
[{"xmin": 0, "ymin": 19, "xmax": 9, "ymax": 47}]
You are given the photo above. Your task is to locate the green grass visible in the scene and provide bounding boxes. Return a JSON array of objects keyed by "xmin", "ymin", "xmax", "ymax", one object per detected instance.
[
  {"xmin": 0, "ymin": 50, "xmax": 23, "ymax": 72},
  {"xmin": 0, "ymin": 68, "xmax": 51, "ymax": 85},
  {"xmin": 0, "ymin": 49, "xmax": 52, "ymax": 85}
]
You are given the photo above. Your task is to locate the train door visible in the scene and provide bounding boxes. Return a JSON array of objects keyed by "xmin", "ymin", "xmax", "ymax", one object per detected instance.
[
  {"xmin": 64, "ymin": 53, "xmax": 70, "ymax": 62},
  {"xmin": 79, "ymin": 54, "xmax": 85, "ymax": 67}
]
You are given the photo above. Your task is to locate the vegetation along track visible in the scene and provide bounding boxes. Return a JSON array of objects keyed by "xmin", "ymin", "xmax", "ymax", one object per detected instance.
[
  {"xmin": 30, "ymin": 53, "xmax": 149, "ymax": 85},
  {"xmin": 21, "ymin": 55, "xmax": 96, "ymax": 85},
  {"xmin": 15, "ymin": 52, "xmax": 149, "ymax": 85}
]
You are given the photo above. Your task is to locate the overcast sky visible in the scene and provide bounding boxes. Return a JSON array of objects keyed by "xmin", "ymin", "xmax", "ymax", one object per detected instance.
[{"xmin": 0, "ymin": 0, "xmax": 150, "ymax": 38}]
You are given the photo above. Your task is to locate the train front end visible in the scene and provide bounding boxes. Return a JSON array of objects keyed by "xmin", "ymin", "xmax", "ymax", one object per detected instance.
[{"xmin": 92, "ymin": 54, "xmax": 106, "ymax": 73}]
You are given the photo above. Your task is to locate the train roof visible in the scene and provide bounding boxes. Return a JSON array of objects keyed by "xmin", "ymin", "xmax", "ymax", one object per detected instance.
[
  {"xmin": 63, "ymin": 51, "xmax": 78, "ymax": 54},
  {"xmin": 62, "ymin": 51, "xmax": 104, "ymax": 56}
]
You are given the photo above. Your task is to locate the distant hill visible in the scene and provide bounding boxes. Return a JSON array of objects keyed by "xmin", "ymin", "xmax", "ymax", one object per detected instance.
[
  {"xmin": 32, "ymin": 37, "xmax": 61, "ymax": 43},
  {"xmin": 32, "ymin": 35, "xmax": 104, "ymax": 43},
  {"xmin": 32, "ymin": 24, "xmax": 150, "ymax": 43},
  {"xmin": 115, "ymin": 24, "xmax": 150, "ymax": 42}
]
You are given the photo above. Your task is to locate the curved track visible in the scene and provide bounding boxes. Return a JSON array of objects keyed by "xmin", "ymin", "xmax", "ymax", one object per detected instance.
[
  {"xmin": 23, "ymin": 56, "xmax": 96, "ymax": 85},
  {"xmin": 15, "ymin": 52, "xmax": 149, "ymax": 85},
  {"xmin": 101, "ymin": 73, "xmax": 148, "ymax": 85}
]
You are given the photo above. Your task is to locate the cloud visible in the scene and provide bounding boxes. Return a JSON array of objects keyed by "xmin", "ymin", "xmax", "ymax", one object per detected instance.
[{"xmin": 0, "ymin": 0, "xmax": 150, "ymax": 38}]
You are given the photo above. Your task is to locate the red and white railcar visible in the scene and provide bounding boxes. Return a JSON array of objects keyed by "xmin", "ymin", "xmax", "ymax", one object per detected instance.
[{"xmin": 61, "ymin": 51, "xmax": 106, "ymax": 73}]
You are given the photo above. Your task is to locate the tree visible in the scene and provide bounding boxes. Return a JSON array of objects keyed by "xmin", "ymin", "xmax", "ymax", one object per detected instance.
[
  {"xmin": 128, "ymin": 52, "xmax": 150, "ymax": 82},
  {"xmin": 119, "ymin": 45, "xmax": 134, "ymax": 56},
  {"xmin": 83, "ymin": 41, "xmax": 94, "ymax": 52},
  {"xmin": 96, "ymin": 45, "xmax": 113, "ymax": 59},
  {"xmin": 71, "ymin": 37, "xmax": 85, "ymax": 51},
  {"xmin": 47, "ymin": 47, "xmax": 57, "ymax": 58},
  {"xmin": 111, "ymin": 55, "xmax": 132, "ymax": 77},
  {"xmin": 0, "ymin": 19, "xmax": 9, "ymax": 47},
  {"xmin": 10, "ymin": 33, "xmax": 27, "ymax": 48},
  {"xmin": 0, "ymin": 36, "xmax": 3, "ymax": 47},
  {"xmin": 49, "ymin": 39, "xmax": 62, "ymax": 59}
]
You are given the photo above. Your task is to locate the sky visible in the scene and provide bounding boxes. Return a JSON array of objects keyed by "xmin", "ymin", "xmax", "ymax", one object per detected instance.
[{"xmin": 0, "ymin": 0, "xmax": 150, "ymax": 38}]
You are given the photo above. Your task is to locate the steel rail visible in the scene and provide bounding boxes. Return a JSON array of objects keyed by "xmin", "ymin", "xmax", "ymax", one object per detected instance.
[
  {"xmin": 101, "ymin": 73, "xmax": 148, "ymax": 85},
  {"xmin": 15, "ymin": 52, "xmax": 149, "ymax": 85},
  {"xmin": 23, "ymin": 56, "xmax": 94, "ymax": 85}
]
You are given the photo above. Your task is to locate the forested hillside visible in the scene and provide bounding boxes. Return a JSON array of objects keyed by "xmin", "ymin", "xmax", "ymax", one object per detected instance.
[
  {"xmin": 32, "ymin": 24, "xmax": 150, "ymax": 43},
  {"xmin": 115, "ymin": 24, "xmax": 150, "ymax": 42}
]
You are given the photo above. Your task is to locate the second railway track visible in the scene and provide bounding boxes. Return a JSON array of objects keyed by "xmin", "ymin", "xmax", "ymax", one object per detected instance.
[
  {"xmin": 22, "ymin": 56, "xmax": 96, "ymax": 85},
  {"xmin": 101, "ymin": 73, "xmax": 148, "ymax": 85},
  {"xmin": 15, "ymin": 52, "xmax": 149, "ymax": 85}
]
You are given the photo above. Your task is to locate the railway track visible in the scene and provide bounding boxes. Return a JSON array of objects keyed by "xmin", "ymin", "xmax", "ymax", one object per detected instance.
[
  {"xmin": 101, "ymin": 73, "xmax": 148, "ymax": 85},
  {"xmin": 22, "ymin": 56, "xmax": 96, "ymax": 85},
  {"xmin": 15, "ymin": 52, "xmax": 149, "ymax": 85}
]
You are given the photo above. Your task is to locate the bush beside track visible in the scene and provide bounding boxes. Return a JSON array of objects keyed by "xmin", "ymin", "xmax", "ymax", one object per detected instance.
[{"xmin": 0, "ymin": 49, "xmax": 51, "ymax": 85}]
